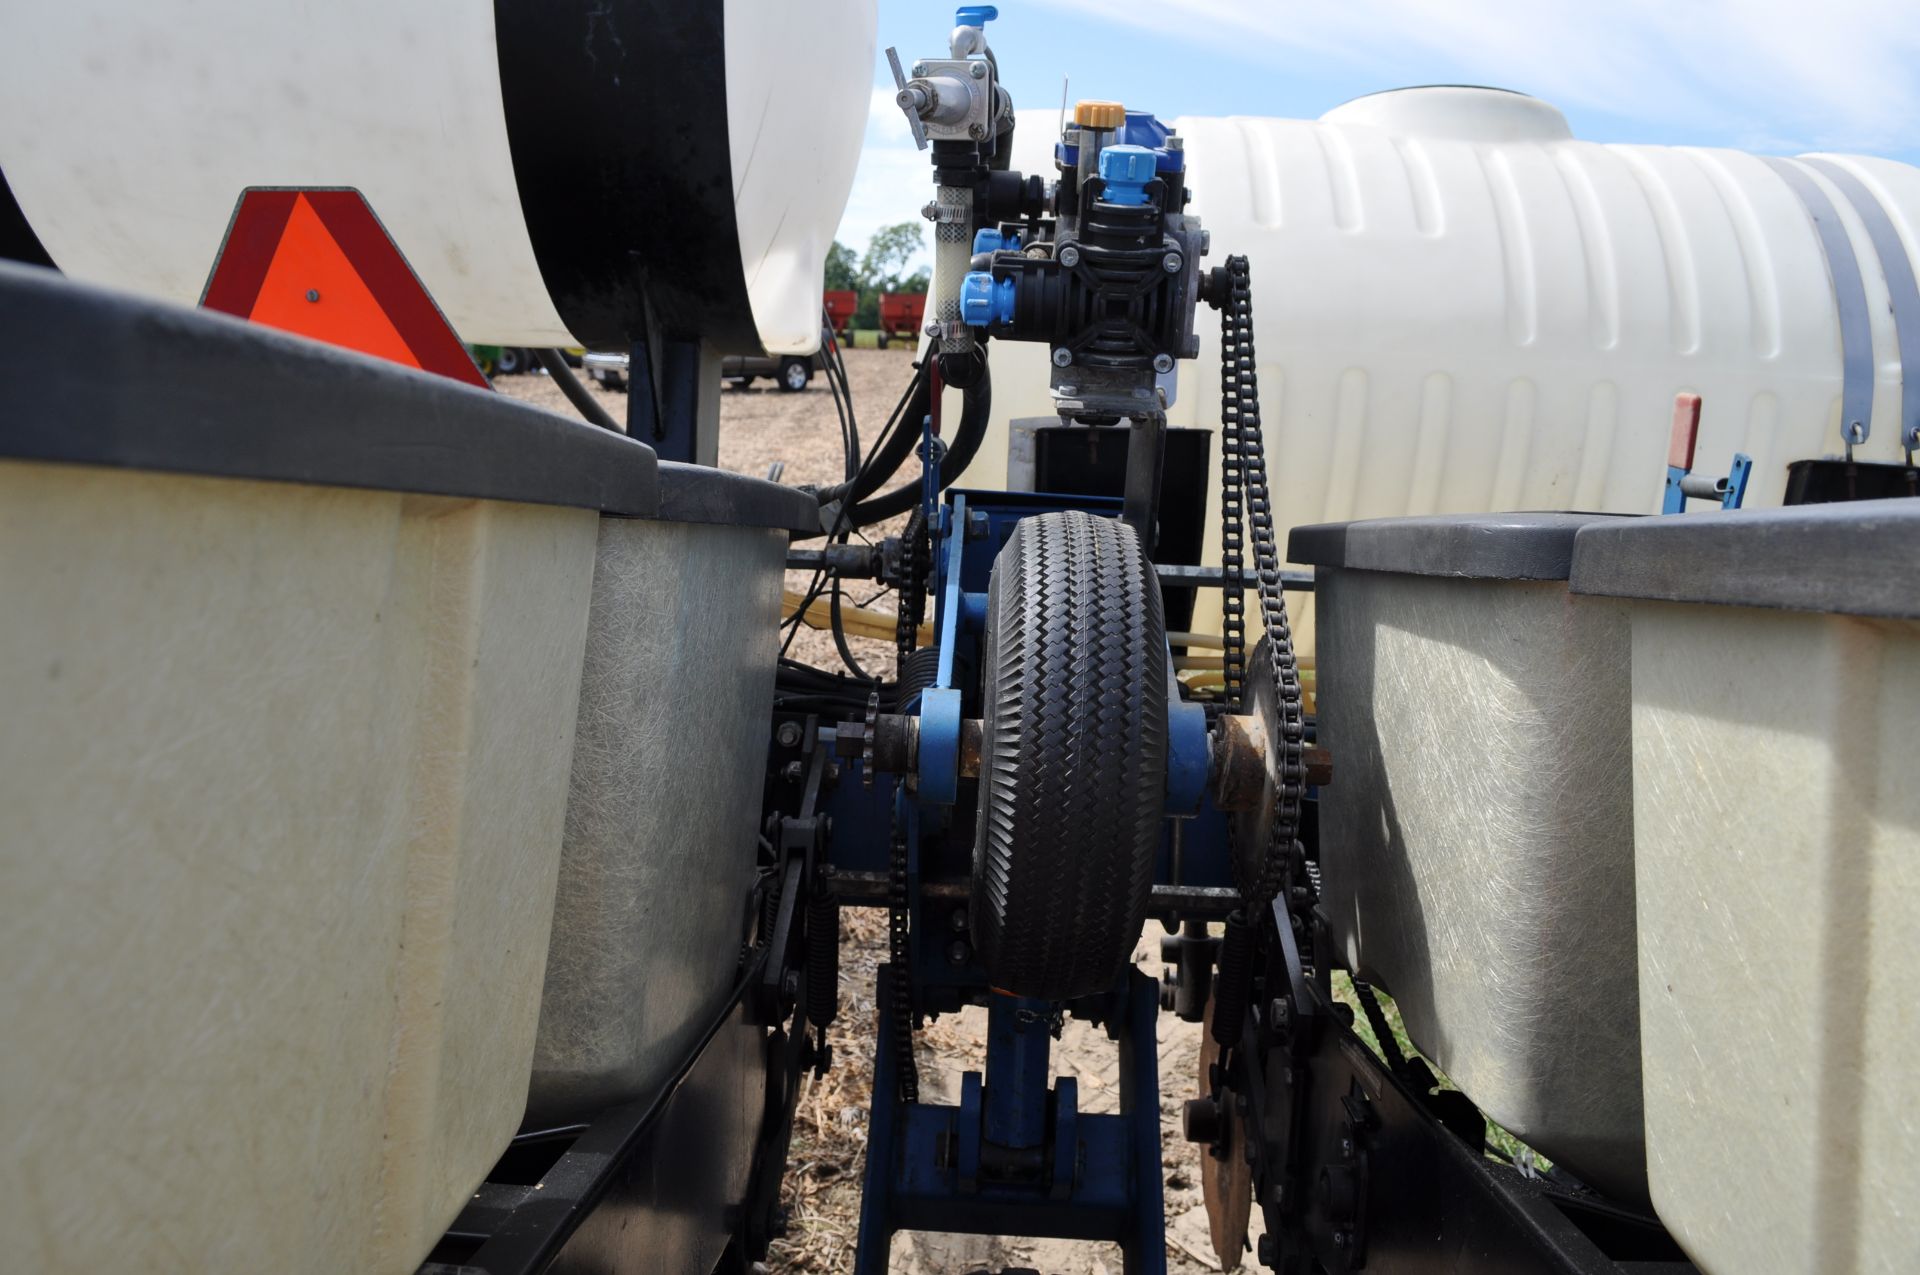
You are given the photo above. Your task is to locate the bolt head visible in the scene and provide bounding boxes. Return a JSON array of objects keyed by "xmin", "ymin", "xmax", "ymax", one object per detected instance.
[
  {"xmin": 896, "ymin": 89, "xmax": 914, "ymax": 109},
  {"xmin": 969, "ymin": 60, "xmax": 987, "ymax": 78},
  {"xmin": 946, "ymin": 939, "xmax": 971, "ymax": 965},
  {"xmin": 968, "ymin": 122, "xmax": 988, "ymax": 140},
  {"xmin": 1051, "ymin": 347, "xmax": 1073, "ymax": 367},
  {"xmin": 1163, "ymin": 252, "xmax": 1183, "ymax": 273},
  {"xmin": 1058, "ymin": 244, "xmax": 1081, "ymax": 267},
  {"xmin": 924, "ymin": 322, "xmax": 942, "ymax": 337},
  {"xmin": 949, "ymin": 906, "xmax": 970, "ymax": 932},
  {"xmin": 305, "ymin": 289, "xmax": 321, "ymax": 302},
  {"xmin": 776, "ymin": 721, "xmax": 801, "ymax": 748},
  {"xmin": 1152, "ymin": 353, "xmax": 1175, "ymax": 374},
  {"xmin": 911, "ymin": 63, "xmax": 927, "ymax": 77}
]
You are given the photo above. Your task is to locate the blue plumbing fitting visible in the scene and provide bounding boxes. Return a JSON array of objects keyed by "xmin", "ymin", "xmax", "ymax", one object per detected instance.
[
  {"xmin": 959, "ymin": 271, "xmax": 1016, "ymax": 327},
  {"xmin": 1097, "ymin": 144, "xmax": 1158, "ymax": 206},
  {"xmin": 972, "ymin": 227, "xmax": 1021, "ymax": 255},
  {"xmin": 955, "ymin": 5, "xmax": 998, "ymax": 26}
]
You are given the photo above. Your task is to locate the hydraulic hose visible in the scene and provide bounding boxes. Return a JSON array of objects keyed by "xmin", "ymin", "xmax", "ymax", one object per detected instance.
[
  {"xmin": 820, "ymin": 362, "xmax": 931, "ymax": 510},
  {"xmin": 848, "ymin": 358, "xmax": 991, "ymax": 527},
  {"xmin": 535, "ymin": 348, "xmax": 622, "ymax": 433}
]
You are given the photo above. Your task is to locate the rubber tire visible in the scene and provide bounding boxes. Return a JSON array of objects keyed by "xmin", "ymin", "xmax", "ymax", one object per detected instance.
[
  {"xmin": 971, "ymin": 510, "xmax": 1168, "ymax": 1001},
  {"xmin": 877, "ymin": 332, "xmax": 891, "ymax": 349},
  {"xmin": 779, "ymin": 356, "xmax": 811, "ymax": 392},
  {"xmin": 494, "ymin": 346, "xmax": 526, "ymax": 375}
]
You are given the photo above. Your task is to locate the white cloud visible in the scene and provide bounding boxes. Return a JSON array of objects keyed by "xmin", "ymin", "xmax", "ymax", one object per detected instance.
[
  {"xmin": 1034, "ymin": 0, "xmax": 1920, "ymax": 155},
  {"xmin": 836, "ymin": 86, "xmax": 936, "ymax": 266},
  {"xmin": 836, "ymin": 1, "xmax": 1920, "ymax": 261}
]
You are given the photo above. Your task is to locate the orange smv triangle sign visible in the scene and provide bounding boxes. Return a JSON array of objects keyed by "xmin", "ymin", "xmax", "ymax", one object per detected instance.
[
  {"xmin": 200, "ymin": 187, "xmax": 489, "ymax": 388},
  {"xmin": 248, "ymin": 194, "xmax": 422, "ymax": 369}
]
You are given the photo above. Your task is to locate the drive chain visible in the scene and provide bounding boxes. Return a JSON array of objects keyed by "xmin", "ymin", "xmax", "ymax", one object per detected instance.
[{"xmin": 1218, "ymin": 255, "xmax": 1308, "ymax": 908}]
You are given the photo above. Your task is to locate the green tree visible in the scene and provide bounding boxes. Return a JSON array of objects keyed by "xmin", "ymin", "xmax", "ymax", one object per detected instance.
[
  {"xmin": 823, "ymin": 240, "xmax": 859, "ymax": 292},
  {"xmin": 840, "ymin": 223, "xmax": 930, "ymax": 331},
  {"xmin": 859, "ymin": 221, "xmax": 925, "ymax": 294}
]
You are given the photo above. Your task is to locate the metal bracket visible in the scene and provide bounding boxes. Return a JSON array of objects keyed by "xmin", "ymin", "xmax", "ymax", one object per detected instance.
[
  {"xmin": 1803, "ymin": 158, "xmax": 1920, "ymax": 453},
  {"xmin": 917, "ymin": 688, "xmax": 963, "ymax": 806},
  {"xmin": 1766, "ymin": 157, "xmax": 1876, "ymax": 452},
  {"xmin": 1164, "ymin": 652, "xmax": 1210, "ymax": 816}
]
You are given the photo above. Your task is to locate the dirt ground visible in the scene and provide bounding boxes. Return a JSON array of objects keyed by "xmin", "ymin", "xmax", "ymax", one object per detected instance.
[{"xmin": 501, "ymin": 355, "xmax": 1252, "ymax": 1273}]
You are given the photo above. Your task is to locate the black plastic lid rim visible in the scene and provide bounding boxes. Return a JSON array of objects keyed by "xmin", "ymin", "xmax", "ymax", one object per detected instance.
[
  {"xmin": 1569, "ymin": 499, "xmax": 1920, "ymax": 620},
  {"xmin": 1, "ymin": 263, "xmax": 818, "ymax": 535},
  {"xmin": 1288, "ymin": 511, "xmax": 1631, "ymax": 582}
]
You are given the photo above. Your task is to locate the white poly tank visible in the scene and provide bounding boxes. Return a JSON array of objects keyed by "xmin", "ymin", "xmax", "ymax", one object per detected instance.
[
  {"xmin": 991, "ymin": 87, "xmax": 1920, "ymax": 643},
  {"xmin": 0, "ymin": 0, "xmax": 875, "ymax": 354}
]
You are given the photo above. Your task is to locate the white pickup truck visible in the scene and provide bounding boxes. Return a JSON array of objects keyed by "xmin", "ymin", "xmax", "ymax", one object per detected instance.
[{"xmin": 582, "ymin": 349, "xmax": 821, "ymax": 393}]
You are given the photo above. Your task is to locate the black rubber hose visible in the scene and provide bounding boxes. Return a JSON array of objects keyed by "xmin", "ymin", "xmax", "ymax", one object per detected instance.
[
  {"xmin": 990, "ymin": 80, "xmax": 1014, "ymax": 173},
  {"xmin": 848, "ymin": 358, "xmax": 992, "ymax": 527},
  {"xmin": 816, "ymin": 362, "xmax": 931, "ymax": 510},
  {"xmin": 535, "ymin": 348, "xmax": 622, "ymax": 433},
  {"xmin": 828, "ymin": 579, "xmax": 874, "ymax": 682}
]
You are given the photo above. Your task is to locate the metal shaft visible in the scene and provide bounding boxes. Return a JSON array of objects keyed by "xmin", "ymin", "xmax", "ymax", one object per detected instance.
[{"xmin": 1121, "ymin": 413, "xmax": 1167, "ymax": 553}]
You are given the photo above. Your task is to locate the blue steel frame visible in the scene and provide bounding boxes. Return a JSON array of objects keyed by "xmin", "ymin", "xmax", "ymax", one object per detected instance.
[
  {"xmin": 856, "ymin": 965, "xmax": 1166, "ymax": 1272},
  {"xmin": 839, "ymin": 484, "xmax": 1235, "ymax": 1272}
]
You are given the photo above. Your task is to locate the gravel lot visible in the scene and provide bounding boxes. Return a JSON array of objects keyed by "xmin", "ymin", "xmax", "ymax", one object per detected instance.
[{"xmin": 501, "ymin": 354, "xmax": 1252, "ymax": 1273}]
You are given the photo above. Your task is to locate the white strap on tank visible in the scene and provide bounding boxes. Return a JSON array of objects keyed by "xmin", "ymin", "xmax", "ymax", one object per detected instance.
[
  {"xmin": 1801, "ymin": 158, "xmax": 1920, "ymax": 453},
  {"xmin": 1764, "ymin": 157, "xmax": 1877, "ymax": 452}
]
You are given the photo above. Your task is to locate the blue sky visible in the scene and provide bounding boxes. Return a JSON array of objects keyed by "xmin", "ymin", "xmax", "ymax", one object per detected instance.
[{"xmin": 836, "ymin": 0, "xmax": 1920, "ymax": 262}]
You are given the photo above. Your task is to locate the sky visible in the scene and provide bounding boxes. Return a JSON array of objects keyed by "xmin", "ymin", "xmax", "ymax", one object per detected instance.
[{"xmin": 836, "ymin": 0, "xmax": 1920, "ymax": 267}]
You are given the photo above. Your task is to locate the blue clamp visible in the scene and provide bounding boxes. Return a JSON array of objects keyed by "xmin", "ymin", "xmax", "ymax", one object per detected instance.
[
  {"xmin": 1097, "ymin": 144, "xmax": 1158, "ymax": 205},
  {"xmin": 972, "ymin": 227, "xmax": 1020, "ymax": 255},
  {"xmin": 955, "ymin": 5, "xmax": 998, "ymax": 26},
  {"xmin": 959, "ymin": 270, "xmax": 1016, "ymax": 327}
]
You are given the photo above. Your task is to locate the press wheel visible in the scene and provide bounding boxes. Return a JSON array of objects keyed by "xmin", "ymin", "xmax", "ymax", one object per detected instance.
[{"xmin": 971, "ymin": 510, "xmax": 1167, "ymax": 1000}]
